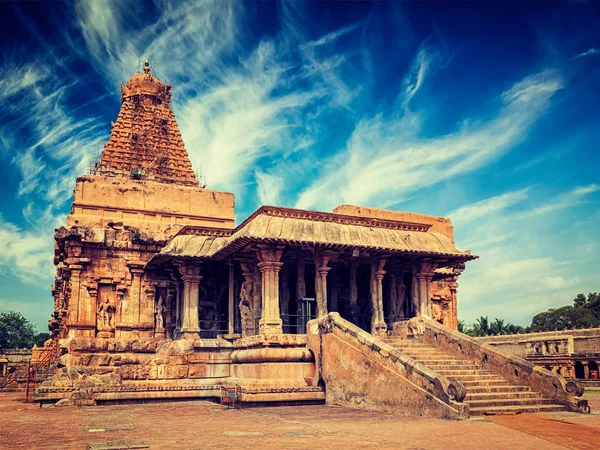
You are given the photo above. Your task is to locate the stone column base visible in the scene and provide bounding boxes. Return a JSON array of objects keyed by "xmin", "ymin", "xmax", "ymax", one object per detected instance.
[
  {"xmin": 179, "ymin": 327, "xmax": 200, "ymax": 340},
  {"xmin": 259, "ymin": 318, "xmax": 283, "ymax": 335}
]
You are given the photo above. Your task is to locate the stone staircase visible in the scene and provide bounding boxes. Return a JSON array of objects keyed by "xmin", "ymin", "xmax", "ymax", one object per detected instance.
[{"xmin": 381, "ymin": 337, "xmax": 567, "ymax": 416}]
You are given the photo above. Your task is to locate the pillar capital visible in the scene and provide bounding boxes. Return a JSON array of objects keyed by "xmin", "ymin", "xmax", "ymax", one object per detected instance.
[
  {"xmin": 257, "ymin": 261, "xmax": 284, "ymax": 273},
  {"xmin": 176, "ymin": 261, "xmax": 201, "ymax": 279},
  {"xmin": 256, "ymin": 244, "xmax": 285, "ymax": 263}
]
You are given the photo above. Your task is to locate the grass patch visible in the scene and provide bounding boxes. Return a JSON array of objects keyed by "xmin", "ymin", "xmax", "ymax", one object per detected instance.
[{"xmin": 584, "ymin": 389, "xmax": 600, "ymax": 395}]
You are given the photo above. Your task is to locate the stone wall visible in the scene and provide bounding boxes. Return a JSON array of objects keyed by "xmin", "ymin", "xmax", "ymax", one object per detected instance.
[
  {"xmin": 477, "ymin": 329, "xmax": 600, "ymax": 381},
  {"xmin": 0, "ymin": 349, "xmax": 32, "ymax": 390},
  {"xmin": 478, "ymin": 328, "xmax": 600, "ymax": 356}
]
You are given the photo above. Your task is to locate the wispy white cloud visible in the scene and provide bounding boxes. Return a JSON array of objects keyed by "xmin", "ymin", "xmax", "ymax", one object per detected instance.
[
  {"xmin": 296, "ymin": 68, "xmax": 563, "ymax": 210},
  {"xmin": 0, "ymin": 215, "xmax": 56, "ymax": 286},
  {"xmin": 255, "ymin": 168, "xmax": 284, "ymax": 206},
  {"xmin": 524, "ymin": 183, "xmax": 598, "ymax": 217},
  {"xmin": 575, "ymin": 48, "xmax": 599, "ymax": 59},
  {"xmin": 448, "ymin": 187, "xmax": 531, "ymax": 222}
]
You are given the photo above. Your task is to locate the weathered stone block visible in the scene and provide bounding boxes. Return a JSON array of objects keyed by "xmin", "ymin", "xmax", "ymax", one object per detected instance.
[
  {"xmin": 188, "ymin": 363, "xmax": 229, "ymax": 379},
  {"xmin": 167, "ymin": 356, "xmax": 188, "ymax": 365},
  {"xmin": 108, "ymin": 340, "xmax": 132, "ymax": 353},
  {"xmin": 111, "ymin": 354, "xmax": 141, "ymax": 366},
  {"xmin": 118, "ymin": 365, "xmax": 151, "ymax": 380},
  {"xmin": 164, "ymin": 364, "xmax": 188, "ymax": 379},
  {"xmin": 162, "ymin": 340, "xmax": 194, "ymax": 356},
  {"xmin": 131, "ymin": 340, "xmax": 158, "ymax": 353},
  {"xmin": 68, "ymin": 338, "xmax": 108, "ymax": 352},
  {"xmin": 188, "ymin": 351, "xmax": 231, "ymax": 364}
]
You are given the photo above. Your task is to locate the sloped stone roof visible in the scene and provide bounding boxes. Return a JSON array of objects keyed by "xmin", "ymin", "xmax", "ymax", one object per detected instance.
[{"xmin": 150, "ymin": 206, "xmax": 477, "ymax": 266}]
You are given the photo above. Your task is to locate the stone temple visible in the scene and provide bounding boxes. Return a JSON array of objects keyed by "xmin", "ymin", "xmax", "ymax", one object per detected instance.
[{"xmin": 36, "ymin": 62, "xmax": 589, "ymax": 418}]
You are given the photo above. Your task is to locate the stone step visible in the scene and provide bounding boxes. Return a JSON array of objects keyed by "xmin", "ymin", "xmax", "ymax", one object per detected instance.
[
  {"xmin": 401, "ymin": 352, "xmax": 455, "ymax": 359},
  {"xmin": 466, "ymin": 385, "xmax": 532, "ymax": 394},
  {"xmin": 409, "ymin": 358, "xmax": 462, "ymax": 365},
  {"xmin": 447, "ymin": 374, "xmax": 506, "ymax": 382},
  {"xmin": 465, "ymin": 391, "xmax": 542, "ymax": 401},
  {"xmin": 468, "ymin": 404, "xmax": 566, "ymax": 416},
  {"xmin": 456, "ymin": 378, "xmax": 509, "ymax": 386},
  {"xmin": 467, "ymin": 397, "xmax": 554, "ymax": 408},
  {"xmin": 428, "ymin": 364, "xmax": 483, "ymax": 371},
  {"xmin": 436, "ymin": 369, "xmax": 493, "ymax": 376},
  {"xmin": 382, "ymin": 341, "xmax": 430, "ymax": 348}
]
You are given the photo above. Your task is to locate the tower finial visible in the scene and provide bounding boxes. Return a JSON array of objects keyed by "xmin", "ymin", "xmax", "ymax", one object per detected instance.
[{"xmin": 143, "ymin": 58, "xmax": 150, "ymax": 74}]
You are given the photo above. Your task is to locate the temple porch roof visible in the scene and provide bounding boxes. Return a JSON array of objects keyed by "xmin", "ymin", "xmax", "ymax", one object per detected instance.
[{"xmin": 147, "ymin": 206, "xmax": 477, "ymax": 268}]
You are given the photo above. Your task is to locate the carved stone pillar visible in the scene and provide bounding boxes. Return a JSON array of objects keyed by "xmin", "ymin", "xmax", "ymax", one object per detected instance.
[
  {"xmin": 280, "ymin": 263, "xmax": 290, "ymax": 330},
  {"xmin": 252, "ymin": 263, "xmax": 262, "ymax": 331},
  {"xmin": 329, "ymin": 264, "xmax": 338, "ymax": 312},
  {"xmin": 448, "ymin": 276, "xmax": 459, "ymax": 330},
  {"xmin": 178, "ymin": 263, "xmax": 202, "ymax": 339},
  {"xmin": 584, "ymin": 363, "xmax": 590, "ymax": 379},
  {"xmin": 314, "ymin": 251, "xmax": 331, "ymax": 318},
  {"xmin": 414, "ymin": 261, "xmax": 437, "ymax": 317},
  {"xmin": 349, "ymin": 260, "xmax": 358, "ymax": 324},
  {"xmin": 239, "ymin": 261, "xmax": 257, "ymax": 337},
  {"xmin": 256, "ymin": 244, "xmax": 285, "ymax": 335},
  {"xmin": 296, "ymin": 254, "xmax": 306, "ymax": 300},
  {"xmin": 370, "ymin": 257, "xmax": 387, "ymax": 335},
  {"xmin": 66, "ymin": 258, "xmax": 93, "ymax": 338},
  {"xmin": 228, "ymin": 260, "xmax": 235, "ymax": 335},
  {"xmin": 125, "ymin": 261, "xmax": 145, "ymax": 335}
]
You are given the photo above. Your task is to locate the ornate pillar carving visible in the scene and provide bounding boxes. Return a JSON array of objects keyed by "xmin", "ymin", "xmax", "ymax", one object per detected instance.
[
  {"xmin": 314, "ymin": 250, "xmax": 331, "ymax": 318},
  {"xmin": 178, "ymin": 263, "xmax": 202, "ymax": 339},
  {"xmin": 388, "ymin": 267, "xmax": 406, "ymax": 325},
  {"xmin": 280, "ymin": 263, "xmax": 290, "ymax": 330},
  {"xmin": 370, "ymin": 256, "xmax": 387, "ymax": 335},
  {"xmin": 66, "ymin": 257, "xmax": 93, "ymax": 337},
  {"xmin": 239, "ymin": 261, "xmax": 256, "ymax": 337},
  {"xmin": 329, "ymin": 264, "xmax": 338, "ymax": 312},
  {"xmin": 448, "ymin": 275, "xmax": 459, "ymax": 330},
  {"xmin": 256, "ymin": 244, "xmax": 285, "ymax": 335},
  {"xmin": 228, "ymin": 260, "xmax": 235, "ymax": 335},
  {"xmin": 296, "ymin": 253, "xmax": 306, "ymax": 300},
  {"xmin": 414, "ymin": 261, "xmax": 437, "ymax": 317},
  {"xmin": 125, "ymin": 261, "xmax": 145, "ymax": 334},
  {"xmin": 349, "ymin": 260, "xmax": 358, "ymax": 324}
]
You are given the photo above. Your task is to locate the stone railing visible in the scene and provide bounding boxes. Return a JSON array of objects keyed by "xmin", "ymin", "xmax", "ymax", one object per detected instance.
[
  {"xmin": 308, "ymin": 313, "xmax": 468, "ymax": 419},
  {"xmin": 422, "ymin": 318, "xmax": 590, "ymax": 414}
]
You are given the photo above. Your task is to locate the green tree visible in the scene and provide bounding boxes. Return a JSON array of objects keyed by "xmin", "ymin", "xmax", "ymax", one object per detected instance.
[
  {"xmin": 472, "ymin": 316, "xmax": 491, "ymax": 337},
  {"xmin": 529, "ymin": 305, "xmax": 600, "ymax": 332},
  {"xmin": 34, "ymin": 332, "xmax": 51, "ymax": 347},
  {"xmin": 490, "ymin": 318, "xmax": 506, "ymax": 336},
  {"xmin": 0, "ymin": 311, "xmax": 36, "ymax": 349}
]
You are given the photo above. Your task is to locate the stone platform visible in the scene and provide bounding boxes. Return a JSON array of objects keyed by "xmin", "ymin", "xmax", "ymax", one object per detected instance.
[{"xmin": 35, "ymin": 334, "xmax": 325, "ymax": 406}]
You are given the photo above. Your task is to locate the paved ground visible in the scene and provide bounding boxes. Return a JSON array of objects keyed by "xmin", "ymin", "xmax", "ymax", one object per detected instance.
[{"xmin": 1, "ymin": 392, "xmax": 599, "ymax": 450}]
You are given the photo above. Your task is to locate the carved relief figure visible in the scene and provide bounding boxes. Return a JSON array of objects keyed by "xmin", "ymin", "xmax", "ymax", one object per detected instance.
[
  {"xmin": 391, "ymin": 276, "xmax": 406, "ymax": 321},
  {"xmin": 97, "ymin": 294, "xmax": 115, "ymax": 330},
  {"xmin": 155, "ymin": 295, "xmax": 165, "ymax": 330},
  {"xmin": 432, "ymin": 302, "xmax": 443, "ymax": 324},
  {"xmin": 239, "ymin": 279, "xmax": 255, "ymax": 337}
]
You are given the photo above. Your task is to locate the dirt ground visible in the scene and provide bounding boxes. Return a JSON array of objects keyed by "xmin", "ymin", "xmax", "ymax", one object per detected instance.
[{"xmin": 1, "ymin": 392, "xmax": 599, "ymax": 450}]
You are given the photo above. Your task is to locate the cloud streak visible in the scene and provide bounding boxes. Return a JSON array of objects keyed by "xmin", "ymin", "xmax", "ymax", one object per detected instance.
[{"xmin": 296, "ymin": 68, "xmax": 563, "ymax": 211}]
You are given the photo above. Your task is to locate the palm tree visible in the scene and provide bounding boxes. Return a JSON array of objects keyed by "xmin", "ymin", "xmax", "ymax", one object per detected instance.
[
  {"xmin": 490, "ymin": 318, "xmax": 506, "ymax": 335},
  {"xmin": 472, "ymin": 316, "xmax": 490, "ymax": 337}
]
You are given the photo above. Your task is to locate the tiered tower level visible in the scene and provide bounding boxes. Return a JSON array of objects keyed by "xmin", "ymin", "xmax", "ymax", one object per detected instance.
[{"xmin": 94, "ymin": 60, "xmax": 198, "ymax": 186}]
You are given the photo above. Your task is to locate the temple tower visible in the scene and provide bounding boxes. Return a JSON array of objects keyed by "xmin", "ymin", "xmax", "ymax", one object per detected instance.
[{"xmin": 50, "ymin": 62, "xmax": 235, "ymax": 339}]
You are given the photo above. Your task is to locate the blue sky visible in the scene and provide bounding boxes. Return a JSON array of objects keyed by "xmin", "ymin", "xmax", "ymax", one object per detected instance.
[{"xmin": 0, "ymin": 1, "xmax": 598, "ymax": 331}]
